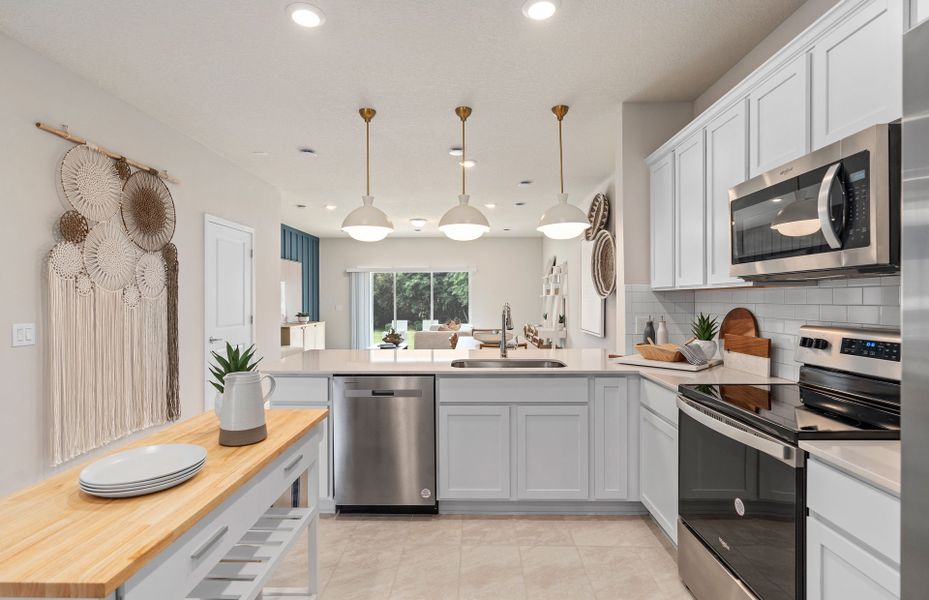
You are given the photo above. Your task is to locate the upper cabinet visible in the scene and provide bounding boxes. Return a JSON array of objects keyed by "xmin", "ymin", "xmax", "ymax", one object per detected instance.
[
  {"xmin": 914, "ymin": 0, "xmax": 929, "ymax": 26},
  {"xmin": 749, "ymin": 54, "xmax": 810, "ymax": 177},
  {"xmin": 647, "ymin": 0, "xmax": 905, "ymax": 291},
  {"xmin": 705, "ymin": 101, "xmax": 749, "ymax": 287},
  {"xmin": 674, "ymin": 130, "xmax": 707, "ymax": 288},
  {"xmin": 649, "ymin": 153, "xmax": 675, "ymax": 289},
  {"xmin": 811, "ymin": 0, "xmax": 903, "ymax": 149}
]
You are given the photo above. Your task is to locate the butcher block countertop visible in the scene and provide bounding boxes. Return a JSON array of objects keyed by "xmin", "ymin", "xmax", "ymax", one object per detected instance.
[{"xmin": 0, "ymin": 408, "xmax": 327, "ymax": 598}]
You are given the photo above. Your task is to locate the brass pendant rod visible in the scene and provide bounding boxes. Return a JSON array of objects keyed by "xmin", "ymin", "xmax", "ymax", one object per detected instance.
[
  {"xmin": 35, "ymin": 121, "xmax": 179, "ymax": 184},
  {"xmin": 552, "ymin": 105, "xmax": 569, "ymax": 195},
  {"xmin": 359, "ymin": 108, "xmax": 376, "ymax": 196},
  {"xmin": 455, "ymin": 106, "xmax": 472, "ymax": 196}
]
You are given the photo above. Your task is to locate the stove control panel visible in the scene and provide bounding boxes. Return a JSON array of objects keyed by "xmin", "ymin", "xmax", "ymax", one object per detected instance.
[
  {"xmin": 841, "ymin": 338, "xmax": 901, "ymax": 362},
  {"xmin": 797, "ymin": 325, "xmax": 901, "ymax": 382}
]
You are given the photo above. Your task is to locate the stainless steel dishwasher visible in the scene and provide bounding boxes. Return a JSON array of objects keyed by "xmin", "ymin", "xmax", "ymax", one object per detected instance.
[{"xmin": 332, "ymin": 375, "xmax": 436, "ymax": 512}]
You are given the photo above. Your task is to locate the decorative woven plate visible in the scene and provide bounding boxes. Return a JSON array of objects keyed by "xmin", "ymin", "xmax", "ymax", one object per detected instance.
[
  {"xmin": 585, "ymin": 193, "xmax": 610, "ymax": 241},
  {"xmin": 60, "ymin": 145, "xmax": 123, "ymax": 222},
  {"xmin": 59, "ymin": 210, "xmax": 90, "ymax": 243},
  {"xmin": 136, "ymin": 252, "xmax": 167, "ymax": 297},
  {"xmin": 84, "ymin": 220, "xmax": 138, "ymax": 290},
  {"xmin": 121, "ymin": 171, "xmax": 176, "ymax": 251},
  {"xmin": 592, "ymin": 229, "xmax": 616, "ymax": 298},
  {"xmin": 49, "ymin": 241, "xmax": 84, "ymax": 279}
]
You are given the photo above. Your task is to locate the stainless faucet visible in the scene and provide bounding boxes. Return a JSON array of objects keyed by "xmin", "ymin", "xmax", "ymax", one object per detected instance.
[{"xmin": 501, "ymin": 302, "xmax": 512, "ymax": 358}]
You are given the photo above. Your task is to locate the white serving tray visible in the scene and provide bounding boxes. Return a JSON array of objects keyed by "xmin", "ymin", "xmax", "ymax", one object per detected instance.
[{"xmin": 612, "ymin": 354, "xmax": 723, "ymax": 372}]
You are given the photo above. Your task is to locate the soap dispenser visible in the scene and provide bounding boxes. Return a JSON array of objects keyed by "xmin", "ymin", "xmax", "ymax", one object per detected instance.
[{"xmin": 643, "ymin": 316, "xmax": 656, "ymax": 345}]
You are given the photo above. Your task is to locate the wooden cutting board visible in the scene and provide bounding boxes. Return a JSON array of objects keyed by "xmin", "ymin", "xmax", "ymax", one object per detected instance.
[
  {"xmin": 723, "ymin": 334, "xmax": 771, "ymax": 358},
  {"xmin": 719, "ymin": 308, "xmax": 758, "ymax": 341}
]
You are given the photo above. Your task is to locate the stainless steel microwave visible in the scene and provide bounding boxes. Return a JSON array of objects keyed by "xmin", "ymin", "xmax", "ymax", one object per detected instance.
[{"xmin": 729, "ymin": 123, "xmax": 900, "ymax": 281}]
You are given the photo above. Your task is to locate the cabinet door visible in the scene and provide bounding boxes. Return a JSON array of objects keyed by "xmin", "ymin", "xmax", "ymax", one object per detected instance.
[
  {"xmin": 749, "ymin": 53, "xmax": 810, "ymax": 177},
  {"xmin": 650, "ymin": 152, "xmax": 675, "ymax": 289},
  {"xmin": 516, "ymin": 405, "xmax": 589, "ymax": 500},
  {"xmin": 705, "ymin": 100, "xmax": 749, "ymax": 286},
  {"xmin": 807, "ymin": 517, "xmax": 900, "ymax": 600},
  {"xmin": 302, "ymin": 324, "xmax": 316, "ymax": 351},
  {"xmin": 438, "ymin": 405, "xmax": 510, "ymax": 500},
  {"xmin": 916, "ymin": 0, "xmax": 929, "ymax": 26},
  {"xmin": 639, "ymin": 407, "xmax": 678, "ymax": 543},
  {"xmin": 811, "ymin": 0, "xmax": 903, "ymax": 149},
  {"xmin": 674, "ymin": 130, "xmax": 706, "ymax": 287},
  {"xmin": 315, "ymin": 322, "xmax": 326, "ymax": 349},
  {"xmin": 593, "ymin": 378, "xmax": 635, "ymax": 500}
]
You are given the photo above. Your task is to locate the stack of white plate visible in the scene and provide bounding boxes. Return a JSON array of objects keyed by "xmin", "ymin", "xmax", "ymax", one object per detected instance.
[{"xmin": 79, "ymin": 444, "xmax": 207, "ymax": 498}]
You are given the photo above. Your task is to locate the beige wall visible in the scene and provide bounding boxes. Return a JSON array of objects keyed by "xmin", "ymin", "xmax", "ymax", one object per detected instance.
[
  {"xmin": 694, "ymin": 0, "xmax": 841, "ymax": 116},
  {"xmin": 318, "ymin": 237, "xmax": 543, "ymax": 349},
  {"xmin": 0, "ymin": 34, "xmax": 282, "ymax": 493}
]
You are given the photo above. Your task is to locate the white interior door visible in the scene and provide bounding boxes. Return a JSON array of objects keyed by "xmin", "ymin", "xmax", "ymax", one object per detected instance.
[{"xmin": 204, "ymin": 215, "xmax": 255, "ymax": 408}]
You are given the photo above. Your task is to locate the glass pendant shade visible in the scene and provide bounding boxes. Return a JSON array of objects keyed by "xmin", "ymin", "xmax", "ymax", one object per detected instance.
[
  {"xmin": 439, "ymin": 194, "xmax": 490, "ymax": 241},
  {"xmin": 341, "ymin": 195, "xmax": 394, "ymax": 242},
  {"xmin": 537, "ymin": 193, "xmax": 590, "ymax": 240}
]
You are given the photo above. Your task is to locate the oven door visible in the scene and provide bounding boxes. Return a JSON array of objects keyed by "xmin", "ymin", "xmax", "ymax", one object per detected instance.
[{"xmin": 677, "ymin": 397, "xmax": 805, "ymax": 600}]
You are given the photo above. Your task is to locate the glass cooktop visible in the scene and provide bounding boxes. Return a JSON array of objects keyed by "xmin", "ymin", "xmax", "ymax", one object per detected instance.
[{"xmin": 678, "ymin": 383, "xmax": 900, "ymax": 444}]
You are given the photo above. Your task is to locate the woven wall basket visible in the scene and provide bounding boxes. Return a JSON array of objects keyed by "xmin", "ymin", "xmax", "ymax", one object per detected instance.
[
  {"xmin": 592, "ymin": 229, "xmax": 616, "ymax": 298},
  {"xmin": 585, "ymin": 193, "xmax": 610, "ymax": 241},
  {"xmin": 83, "ymin": 220, "xmax": 138, "ymax": 290},
  {"xmin": 136, "ymin": 252, "xmax": 167, "ymax": 297},
  {"xmin": 60, "ymin": 145, "xmax": 123, "ymax": 222},
  {"xmin": 59, "ymin": 210, "xmax": 90, "ymax": 243},
  {"xmin": 121, "ymin": 171, "xmax": 176, "ymax": 252}
]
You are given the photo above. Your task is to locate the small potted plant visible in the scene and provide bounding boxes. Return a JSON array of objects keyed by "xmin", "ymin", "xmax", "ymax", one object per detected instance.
[
  {"xmin": 382, "ymin": 327, "xmax": 403, "ymax": 346},
  {"xmin": 690, "ymin": 313, "xmax": 720, "ymax": 358},
  {"xmin": 296, "ymin": 311, "xmax": 310, "ymax": 324}
]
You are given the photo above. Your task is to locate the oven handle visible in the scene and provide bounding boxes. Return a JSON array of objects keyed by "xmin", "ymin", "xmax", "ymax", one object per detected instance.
[
  {"xmin": 677, "ymin": 397, "xmax": 804, "ymax": 468},
  {"xmin": 817, "ymin": 162, "xmax": 844, "ymax": 250}
]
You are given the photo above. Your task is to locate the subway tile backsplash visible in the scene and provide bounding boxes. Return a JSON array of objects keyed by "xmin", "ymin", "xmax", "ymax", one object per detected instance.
[{"xmin": 624, "ymin": 276, "xmax": 900, "ymax": 381}]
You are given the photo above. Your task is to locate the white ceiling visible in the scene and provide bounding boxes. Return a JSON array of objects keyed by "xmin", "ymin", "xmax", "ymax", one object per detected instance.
[{"xmin": 0, "ymin": 0, "xmax": 803, "ymax": 237}]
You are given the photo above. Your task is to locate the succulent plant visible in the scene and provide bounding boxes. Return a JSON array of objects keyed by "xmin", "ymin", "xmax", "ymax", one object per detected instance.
[
  {"xmin": 691, "ymin": 313, "xmax": 720, "ymax": 341},
  {"xmin": 210, "ymin": 342, "xmax": 262, "ymax": 394}
]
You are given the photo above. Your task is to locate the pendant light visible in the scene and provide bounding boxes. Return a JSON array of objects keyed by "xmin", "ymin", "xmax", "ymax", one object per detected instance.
[
  {"xmin": 537, "ymin": 105, "xmax": 591, "ymax": 240},
  {"xmin": 438, "ymin": 106, "xmax": 490, "ymax": 241},
  {"xmin": 341, "ymin": 108, "xmax": 394, "ymax": 242}
]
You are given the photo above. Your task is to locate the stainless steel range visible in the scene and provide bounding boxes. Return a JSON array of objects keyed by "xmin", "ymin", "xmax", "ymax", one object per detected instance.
[{"xmin": 676, "ymin": 325, "xmax": 901, "ymax": 600}]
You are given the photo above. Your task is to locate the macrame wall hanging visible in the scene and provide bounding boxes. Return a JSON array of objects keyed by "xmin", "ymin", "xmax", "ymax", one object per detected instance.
[{"xmin": 47, "ymin": 139, "xmax": 180, "ymax": 465}]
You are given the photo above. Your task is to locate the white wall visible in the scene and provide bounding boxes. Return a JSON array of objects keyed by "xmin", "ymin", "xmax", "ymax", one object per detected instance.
[
  {"xmin": 318, "ymin": 237, "xmax": 543, "ymax": 348},
  {"xmin": 0, "ymin": 34, "xmax": 282, "ymax": 494}
]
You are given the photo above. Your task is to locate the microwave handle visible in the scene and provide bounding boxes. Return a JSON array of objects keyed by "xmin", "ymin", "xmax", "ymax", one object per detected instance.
[{"xmin": 817, "ymin": 162, "xmax": 843, "ymax": 250}]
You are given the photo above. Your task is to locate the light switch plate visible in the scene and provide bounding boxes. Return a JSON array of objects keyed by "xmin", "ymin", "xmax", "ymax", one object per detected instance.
[{"xmin": 12, "ymin": 323, "xmax": 36, "ymax": 347}]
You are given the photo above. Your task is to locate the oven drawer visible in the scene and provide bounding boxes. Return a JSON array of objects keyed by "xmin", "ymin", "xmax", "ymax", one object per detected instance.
[{"xmin": 807, "ymin": 457, "xmax": 900, "ymax": 564}]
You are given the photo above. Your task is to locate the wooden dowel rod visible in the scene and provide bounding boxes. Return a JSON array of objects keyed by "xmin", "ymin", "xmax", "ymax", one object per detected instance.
[{"xmin": 35, "ymin": 121, "xmax": 180, "ymax": 184}]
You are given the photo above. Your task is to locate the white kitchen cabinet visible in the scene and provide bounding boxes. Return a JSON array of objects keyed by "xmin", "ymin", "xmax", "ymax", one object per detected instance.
[
  {"xmin": 807, "ymin": 517, "xmax": 900, "ymax": 600},
  {"xmin": 639, "ymin": 405, "xmax": 678, "ymax": 543},
  {"xmin": 705, "ymin": 100, "xmax": 749, "ymax": 286},
  {"xmin": 516, "ymin": 405, "xmax": 589, "ymax": 500},
  {"xmin": 649, "ymin": 152, "xmax": 675, "ymax": 289},
  {"xmin": 438, "ymin": 404, "xmax": 511, "ymax": 500},
  {"xmin": 593, "ymin": 378, "xmax": 637, "ymax": 500},
  {"xmin": 811, "ymin": 0, "xmax": 903, "ymax": 149},
  {"xmin": 674, "ymin": 130, "xmax": 707, "ymax": 287},
  {"xmin": 749, "ymin": 53, "xmax": 810, "ymax": 177},
  {"xmin": 914, "ymin": 0, "xmax": 929, "ymax": 25}
]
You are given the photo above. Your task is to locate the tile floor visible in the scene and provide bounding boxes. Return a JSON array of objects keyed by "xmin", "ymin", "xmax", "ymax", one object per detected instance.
[{"xmin": 269, "ymin": 514, "xmax": 695, "ymax": 599}]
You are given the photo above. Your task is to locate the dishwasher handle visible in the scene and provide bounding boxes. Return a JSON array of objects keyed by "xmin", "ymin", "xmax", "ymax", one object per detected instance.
[{"xmin": 343, "ymin": 388, "xmax": 423, "ymax": 398}]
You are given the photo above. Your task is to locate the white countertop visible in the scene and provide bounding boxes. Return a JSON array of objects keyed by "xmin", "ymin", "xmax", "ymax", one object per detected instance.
[
  {"xmin": 265, "ymin": 348, "xmax": 790, "ymax": 391},
  {"xmin": 800, "ymin": 439, "xmax": 901, "ymax": 496}
]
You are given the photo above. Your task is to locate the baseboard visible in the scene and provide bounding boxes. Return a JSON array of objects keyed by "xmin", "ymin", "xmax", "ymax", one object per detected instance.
[{"xmin": 437, "ymin": 500, "xmax": 648, "ymax": 516}]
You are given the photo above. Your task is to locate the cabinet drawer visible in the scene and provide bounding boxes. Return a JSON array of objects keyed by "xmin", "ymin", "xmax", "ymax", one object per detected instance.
[
  {"xmin": 807, "ymin": 458, "xmax": 900, "ymax": 564},
  {"xmin": 639, "ymin": 379, "xmax": 679, "ymax": 427},
  {"xmin": 271, "ymin": 376, "xmax": 329, "ymax": 406},
  {"xmin": 124, "ymin": 432, "xmax": 320, "ymax": 598},
  {"xmin": 438, "ymin": 377, "xmax": 588, "ymax": 404}
]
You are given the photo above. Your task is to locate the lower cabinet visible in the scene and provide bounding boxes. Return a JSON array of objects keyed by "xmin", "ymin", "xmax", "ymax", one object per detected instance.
[
  {"xmin": 807, "ymin": 517, "xmax": 899, "ymax": 599},
  {"xmin": 438, "ymin": 404, "xmax": 511, "ymax": 500},
  {"xmin": 639, "ymin": 404, "xmax": 679, "ymax": 543},
  {"xmin": 516, "ymin": 405, "xmax": 589, "ymax": 500}
]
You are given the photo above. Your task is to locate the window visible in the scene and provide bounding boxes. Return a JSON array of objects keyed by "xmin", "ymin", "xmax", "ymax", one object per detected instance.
[{"xmin": 371, "ymin": 271, "xmax": 470, "ymax": 348}]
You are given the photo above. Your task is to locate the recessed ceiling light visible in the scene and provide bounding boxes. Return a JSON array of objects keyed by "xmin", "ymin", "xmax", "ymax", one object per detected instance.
[
  {"xmin": 484, "ymin": 203, "xmax": 496, "ymax": 209},
  {"xmin": 251, "ymin": 151, "xmax": 269, "ymax": 156},
  {"xmin": 449, "ymin": 146, "xmax": 463, "ymax": 157},
  {"xmin": 503, "ymin": 228, "xmax": 511, "ymax": 231},
  {"xmin": 518, "ymin": 180, "xmax": 533, "ymax": 187},
  {"xmin": 522, "ymin": 0, "xmax": 559, "ymax": 20},
  {"xmin": 324, "ymin": 204, "xmax": 337, "ymax": 210},
  {"xmin": 515, "ymin": 202, "xmax": 526, "ymax": 207},
  {"xmin": 410, "ymin": 218, "xmax": 427, "ymax": 228},
  {"xmin": 459, "ymin": 159, "xmax": 477, "ymax": 168},
  {"xmin": 298, "ymin": 147, "xmax": 317, "ymax": 156},
  {"xmin": 296, "ymin": 204, "xmax": 307, "ymax": 209},
  {"xmin": 288, "ymin": 3, "xmax": 325, "ymax": 27}
]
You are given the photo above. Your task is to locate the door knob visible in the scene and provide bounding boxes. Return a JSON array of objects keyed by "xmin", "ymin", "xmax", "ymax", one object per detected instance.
[{"xmin": 209, "ymin": 337, "xmax": 224, "ymax": 343}]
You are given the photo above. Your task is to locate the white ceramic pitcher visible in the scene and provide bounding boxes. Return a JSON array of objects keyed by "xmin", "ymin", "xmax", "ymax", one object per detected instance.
[{"xmin": 216, "ymin": 372, "xmax": 276, "ymax": 446}]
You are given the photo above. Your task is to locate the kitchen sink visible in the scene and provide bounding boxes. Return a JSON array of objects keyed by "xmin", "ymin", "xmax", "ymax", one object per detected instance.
[{"xmin": 449, "ymin": 359, "xmax": 568, "ymax": 369}]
